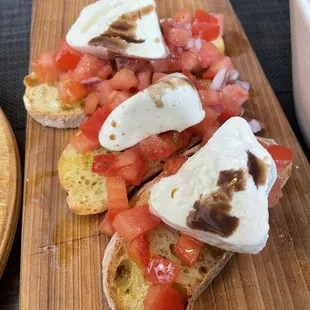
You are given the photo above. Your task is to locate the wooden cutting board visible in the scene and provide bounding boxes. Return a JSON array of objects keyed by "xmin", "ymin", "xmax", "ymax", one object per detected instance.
[
  {"xmin": 0, "ymin": 108, "xmax": 21, "ymax": 278},
  {"xmin": 21, "ymin": 0, "xmax": 310, "ymax": 309}
]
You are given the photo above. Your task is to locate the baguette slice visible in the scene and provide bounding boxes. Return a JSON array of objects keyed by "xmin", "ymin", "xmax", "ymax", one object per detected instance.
[
  {"xmin": 58, "ymin": 136, "xmax": 200, "ymax": 215},
  {"xmin": 23, "ymin": 73, "xmax": 86, "ymax": 128},
  {"xmin": 102, "ymin": 137, "xmax": 292, "ymax": 310}
]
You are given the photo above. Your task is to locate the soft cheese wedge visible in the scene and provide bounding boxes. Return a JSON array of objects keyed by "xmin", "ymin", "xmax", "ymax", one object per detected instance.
[
  {"xmin": 99, "ymin": 73, "xmax": 205, "ymax": 151},
  {"xmin": 150, "ymin": 117, "xmax": 277, "ymax": 254},
  {"xmin": 66, "ymin": 0, "xmax": 169, "ymax": 59}
]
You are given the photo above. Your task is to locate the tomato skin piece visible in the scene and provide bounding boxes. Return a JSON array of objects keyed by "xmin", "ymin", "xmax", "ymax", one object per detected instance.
[
  {"xmin": 267, "ymin": 145, "xmax": 293, "ymax": 173},
  {"xmin": 32, "ymin": 51, "xmax": 59, "ymax": 83},
  {"xmin": 144, "ymin": 284, "xmax": 184, "ymax": 310},
  {"xmin": 139, "ymin": 135, "xmax": 176, "ymax": 161},
  {"xmin": 84, "ymin": 92, "xmax": 100, "ymax": 114},
  {"xmin": 163, "ymin": 154, "xmax": 187, "ymax": 175},
  {"xmin": 112, "ymin": 206, "xmax": 161, "ymax": 241},
  {"xmin": 110, "ymin": 68, "xmax": 138, "ymax": 91},
  {"xmin": 55, "ymin": 39, "xmax": 82, "ymax": 71},
  {"xmin": 268, "ymin": 179, "xmax": 283, "ymax": 208},
  {"xmin": 91, "ymin": 154, "xmax": 117, "ymax": 176},
  {"xmin": 201, "ymin": 23, "xmax": 220, "ymax": 42},
  {"xmin": 98, "ymin": 214, "xmax": 116, "ymax": 236},
  {"xmin": 146, "ymin": 255, "xmax": 179, "ymax": 284},
  {"xmin": 106, "ymin": 177, "xmax": 129, "ymax": 220},
  {"xmin": 79, "ymin": 105, "xmax": 112, "ymax": 142},
  {"xmin": 198, "ymin": 41, "xmax": 221, "ymax": 69},
  {"xmin": 128, "ymin": 234, "xmax": 150, "ymax": 270},
  {"xmin": 174, "ymin": 8, "xmax": 193, "ymax": 24},
  {"xmin": 70, "ymin": 133, "xmax": 100, "ymax": 154},
  {"xmin": 174, "ymin": 234, "xmax": 204, "ymax": 267}
]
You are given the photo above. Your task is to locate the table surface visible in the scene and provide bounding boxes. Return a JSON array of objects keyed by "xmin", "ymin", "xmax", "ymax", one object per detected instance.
[{"xmin": 0, "ymin": 0, "xmax": 309, "ymax": 309}]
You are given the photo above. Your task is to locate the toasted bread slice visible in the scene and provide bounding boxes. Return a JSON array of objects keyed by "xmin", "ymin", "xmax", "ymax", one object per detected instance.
[
  {"xmin": 58, "ymin": 136, "xmax": 200, "ymax": 215},
  {"xmin": 102, "ymin": 137, "xmax": 292, "ymax": 310},
  {"xmin": 23, "ymin": 73, "xmax": 86, "ymax": 128}
]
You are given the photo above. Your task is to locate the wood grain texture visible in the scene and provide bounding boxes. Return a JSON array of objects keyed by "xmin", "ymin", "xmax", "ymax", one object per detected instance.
[
  {"xmin": 20, "ymin": 0, "xmax": 310, "ymax": 309},
  {"xmin": 0, "ymin": 108, "xmax": 21, "ymax": 279}
]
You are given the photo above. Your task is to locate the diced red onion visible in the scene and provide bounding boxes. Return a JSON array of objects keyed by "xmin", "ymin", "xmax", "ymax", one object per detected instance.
[
  {"xmin": 210, "ymin": 104, "xmax": 223, "ymax": 113},
  {"xmin": 236, "ymin": 80, "xmax": 251, "ymax": 91},
  {"xmin": 183, "ymin": 23, "xmax": 191, "ymax": 30},
  {"xmin": 194, "ymin": 38, "xmax": 202, "ymax": 51},
  {"xmin": 177, "ymin": 47, "xmax": 183, "ymax": 54},
  {"xmin": 186, "ymin": 38, "xmax": 195, "ymax": 49},
  {"xmin": 248, "ymin": 119, "xmax": 264, "ymax": 133},
  {"xmin": 229, "ymin": 69, "xmax": 240, "ymax": 81},
  {"xmin": 209, "ymin": 67, "xmax": 229, "ymax": 90},
  {"xmin": 80, "ymin": 77, "xmax": 102, "ymax": 85}
]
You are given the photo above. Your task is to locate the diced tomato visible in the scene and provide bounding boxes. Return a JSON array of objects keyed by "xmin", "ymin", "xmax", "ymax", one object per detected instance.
[
  {"xmin": 181, "ymin": 51, "xmax": 200, "ymax": 72},
  {"xmin": 144, "ymin": 284, "xmax": 184, "ymax": 310},
  {"xmin": 137, "ymin": 70, "xmax": 152, "ymax": 91},
  {"xmin": 58, "ymin": 72, "xmax": 87, "ymax": 104},
  {"xmin": 92, "ymin": 154, "xmax": 117, "ymax": 176},
  {"xmin": 174, "ymin": 234, "xmax": 203, "ymax": 267},
  {"xmin": 152, "ymin": 72, "xmax": 167, "ymax": 83},
  {"xmin": 174, "ymin": 8, "xmax": 193, "ymax": 24},
  {"xmin": 150, "ymin": 59, "xmax": 170, "ymax": 72},
  {"xmin": 168, "ymin": 49, "xmax": 183, "ymax": 72},
  {"xmin": 201, "ymin": 23, "xmax": 220, "ymax": 42},
  {"xmin": 106, "ymin": 177, "xmax": 129, "ymax": 220},
  {"xmin": 198, "ymin": 41, "xmax": 221, "ymax": 68},
  {"xmin": 193, "ymin": 107, "xmax": 220, "ymax": 136},
  {"xmin": 221, "ymin": 84, "xmax": 249, "ymax": 116},
  {"xmin": 70, "ymin": 133, "xmax": 100, "ymax": 154},
  {"xmin": 98, "ymin": 214, "xmax": 116, "ymax": 236},
  {"xmin": 202, "ymin": 56, "xmax": 234, "ymax": 80},
  {"xmin": 201, "ymin": 125, "xmax": 219, "ymax": 146},
  {"xmin": 165, "ymin": 26, "xmax": 192, "ymax": 47},
  {"xmin": 218, "ymin": 112, "xmax": 234, "ymax": 122},
  {"xmin": 113, "ymin": 206, "xmax": 161, "ymax": 241},
  {"xmin": 267, "ymin": 145, "xmax": 293, "ymax": 173},
  {"xmin": 96, "ymin": 80, "xmax": 118, "ymax": 106},
  {"xmin": 79, "ymin": 105, "xmax": 112, "ymax": 142},
  {"xmin": 163, "ymin": 154, "xmax": 187, "ymax": 175},
  {"xmin": 199, "ymin": 89, "xmax": 222, "ymax": 107},
  {"xmin": 139, "ymin": 135, "xmax": 176, "ymax": 161},
  {"xmin": 195, "ymin": 9, "xmax": 219, "ymax": 24},
  {"xmin": 268, "ymin": 179, "xmax": 283, "ymax": 208},
  {"xmin": 146, "ymin": 255, "xmax": 179, "ymax": 284},
  {"xmin": 115, "ymin": 148, "xmax": 146, "ymax": 185},
  {"xmin": 160, "ymin": 131, "xmax": 184, "ymax": 151},
  {"xmin": 32, "ymin": 51, "xmax": 59, "ymax": 83},
  {"xmin": 108, "ymin": 91, "xmax": 132, "ymax": 110},
  {"xmin": 84, "ymin": 92, "xmax": 100, "ymax": 114},
  {"xmin": 182, "ymin": 70, "xmax": 197, "ymax": 84},
  {"xmin": 110, "ymin": 68, "xmax": 138, "ymax": 91},
  {"xmin": 128, "ymin": 234, "xmax": 150, "ymax": 270},
  {"xmin": 55, "ymin": 40, "xmax": 82, "ymax": 71},
  {"xmin": 211, "ymin": 13, "xmax": 224, "ymax": 36},
  {"xmin": 73, "ymin": 54, "xmax": 110, "ymax": 83},
  {"xmin": 115, "ymin": 58, "xmax": 147, "ymax": 73}
]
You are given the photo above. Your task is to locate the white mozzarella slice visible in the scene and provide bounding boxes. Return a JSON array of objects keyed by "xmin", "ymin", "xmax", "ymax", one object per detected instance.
[
  {"xmin": 99, "ymin": 73, "xmax": 205, "ymax": 151},
  {"xmin": 66, "ymin": 0, "xmax": 169, "ymax": 59},
  {"xmin": 150, "ymin": 117, "xmax": 277, "ymax": 254}
]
